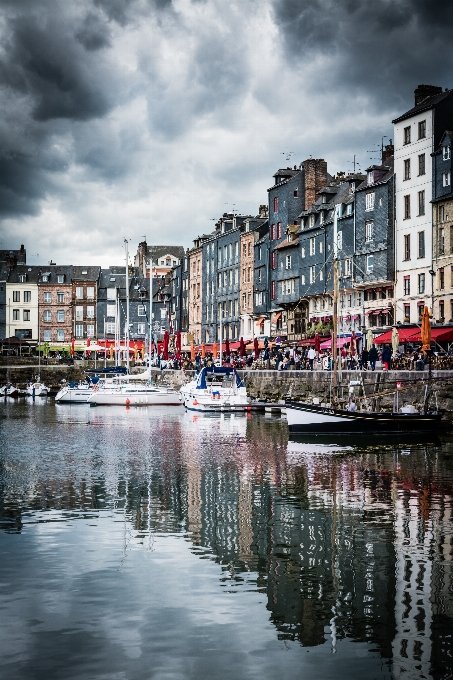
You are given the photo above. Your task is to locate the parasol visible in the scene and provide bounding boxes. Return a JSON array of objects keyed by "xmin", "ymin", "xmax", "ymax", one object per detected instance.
[
  {"xmin": 314, "ymin": 333, "xmax": 321, "ymax": 352},
  {"xmin": 391, "ymin": 327, "xmax": 399, "ymax": 354},
  {"xmin": 190, "ymin": 342, "xmax": 196, "ymax": 361},
  {"xmin": 239, "ymin": 337, "xmax": 246, "ymax": 357},
  {"xmin": 253, "ymin": 336, "xmax": 259, "ymax": 360},
  {"xmin": 225, "ymin": 338, "xmax": 230, "ymax": 357},
  {"xmin": 212, "ymin": 341, "xmax": 218, "ymax": 360},
  {"xmin": 421, "ymin": 305, "xmax": 431, "ymax": 351},
  {"xmin": 176, "ymin": 330, "xmax": 181, "ymax": 360},
  {"xmin": 163, "ymin": 331, "xmax": 169, "ymax": 360},
  {"xmin": 366, "ymin": 329, "xmax": 374, "ymax": 351},
  {"xmin": 201, "ymin": 343, "xmax": 206, "ymax": 359}
]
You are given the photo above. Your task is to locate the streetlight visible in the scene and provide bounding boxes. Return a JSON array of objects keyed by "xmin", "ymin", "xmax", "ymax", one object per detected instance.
[{"xmin": 429, "ymin": 269, "xmax": 435, "ymax": 317}]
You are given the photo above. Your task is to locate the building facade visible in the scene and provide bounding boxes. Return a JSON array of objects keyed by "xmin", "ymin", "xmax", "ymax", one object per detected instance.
[
  {"xmin": 71, "ymin": 266, "xmax": 100, "ymax": 339},
  {"xmin": 393, "ymin": 85, "xmax": 453, "ymax": 323},
  {"xmin": 432, "ymin": 130, "xmax": 453, "ymax": 323},
  {"xmin": 188, "ymin": 237, "xmax": 207, "ymax": 344},
  {"xmin": 5, "ymin": 265, "xmax": 40, "ymax": 340},
  {"xmin": 38, "ymin": 266, "xmax": 73, "ymax": 345}
]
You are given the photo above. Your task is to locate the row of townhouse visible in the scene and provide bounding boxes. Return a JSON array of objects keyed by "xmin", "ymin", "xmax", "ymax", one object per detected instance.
[
  {"xmin": 169, "ymin": 84, "xmax": 453, "ymax": 346},
  {"xmin": 0, "ymin": 249, "xmax": 177, "ymax": 347}
]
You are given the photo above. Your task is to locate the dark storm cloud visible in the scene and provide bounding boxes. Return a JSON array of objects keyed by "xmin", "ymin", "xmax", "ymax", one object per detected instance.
[
  {"xmin": 75, "ymin": 12, "xmax": 112, "ymax": 51},
  {"xmin": 272, "ymin": 0, "xmax": 453, "ymax": 106}
]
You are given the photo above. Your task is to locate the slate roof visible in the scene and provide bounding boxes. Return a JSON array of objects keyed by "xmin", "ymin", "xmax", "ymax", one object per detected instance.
[
  {"xmin": 356, "ymin": 157, "xmax": 394, "ymax": 192},
  {"xmin": 72, "ymin": 266, "xmax": 101, "ymax": 281},
  {"xmin": 392, "ymin": 89, "xmax": 452, "ymax": 124},
  {"xmin": 146, "ymin": 245, "xmax": 185, "ymax": 261},
  {"xmin": 0, "ymin": 247, "xmax": 26, "ymax": 264},
  {"xmin": 38, "ymin": 265, "xmax": 73, "ymax": 283},
  {"xmin": 5, "ymin": 265, "xmax": 42, "ymax": 284}
]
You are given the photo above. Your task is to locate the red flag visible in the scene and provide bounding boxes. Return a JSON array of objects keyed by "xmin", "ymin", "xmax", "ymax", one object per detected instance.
[
  {"xmin": 253, "ymin": 337, "xmax": 259, "ymax": 360},
  {"xmin": 163, "ymin": 330, "xmax": 169, "ymax": 360},
  {"xmin": 239, "ymin": 337, "xmax": 246, "ymax": 357},
  {"xmin": 86, "ymin": 337, "xmax": 91, "ymax": 356},
  {"xmin": 71, "ymin": 337, "xmax": 75, "ymax": 357}
]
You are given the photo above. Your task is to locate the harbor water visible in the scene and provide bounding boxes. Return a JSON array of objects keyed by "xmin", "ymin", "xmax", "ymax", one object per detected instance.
[{"xmin": 1, "ymin": 400, "xmax": 453, "ymax": 679}]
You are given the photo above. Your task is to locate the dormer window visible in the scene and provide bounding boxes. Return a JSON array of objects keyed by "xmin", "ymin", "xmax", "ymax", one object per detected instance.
[
  {"xmin": 322, "ymin": 194, "xmax": 327, "ymax": 204},
  {"xmin": 347, "ymin": 204, "xmax": 353, "ymax": 216},
  {"xmin": 367, "ymin": 171, "xmax": 374, "ymax": 185},
  {"xmin": 19, "ymin": 274, "xmax": 27, "ymax": 283},
  {"xmin": 443, "ymin": 145, "xmax": 451, "ymax": 161},
  {"xmin": 349, "ymin": 182, "xmax": 355, "ymax": 194},
  {"xmin": 82, "ymin": 270, "xmax": 87, "ymax": 275},
  {"xmin": 42, "ymin": 275, "xmax": 49, "ymax": 282},
  {"xmin": 57, "ymin": 275, "xmax": 64, "ymax": 283},
  {"xmin": 309, "ymin": 214, "xmax": 315, "ymax": 228},
  {"xmin": 320, "ymin": 211, "xmax": 324, "ymax": 225}
]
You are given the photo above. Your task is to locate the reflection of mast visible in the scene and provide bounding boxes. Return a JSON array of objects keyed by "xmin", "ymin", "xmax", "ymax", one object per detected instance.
[
  {"xmin": 332, "ymin": 206, "xmax": 339, "ymax": 405},
  {"xmin": 238, "ymin": 475, "xmax": 253, "ymax": 564}
]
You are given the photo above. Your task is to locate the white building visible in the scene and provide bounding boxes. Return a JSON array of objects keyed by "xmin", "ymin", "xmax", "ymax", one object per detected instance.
[
  {"xmin": 393, "ymin": 85, "xmax": 453, "ymax": 323},
  {"xmin": 5, "ymin": 265, "xmax": 41, "ymax": 340}
]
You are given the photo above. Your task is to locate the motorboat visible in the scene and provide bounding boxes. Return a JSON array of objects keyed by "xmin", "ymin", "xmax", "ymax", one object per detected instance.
[
  {"xmin": 25, "ymin": 382, "xmax": 48, "ymax": 397},
  {"xmin": 1, "ymin": 384, "xmax": 19, "ymax": 397},
  {"xmin": 86, "ymin": 381, "xmax": 182, "ymax": 406},
  {"xmin": 180, "ymin": 366, "xmax": 250, "ymax": 412}
]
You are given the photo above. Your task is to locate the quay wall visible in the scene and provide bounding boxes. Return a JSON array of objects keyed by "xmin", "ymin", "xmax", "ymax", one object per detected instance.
[{"xmin": 1, "ymin": 364, "xmax": 453, "ymax": 414}]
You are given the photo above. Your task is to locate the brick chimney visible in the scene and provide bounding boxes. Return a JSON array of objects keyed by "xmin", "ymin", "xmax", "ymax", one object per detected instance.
[
  {"xmin": 302, "ymin": 158, "xmax": 328, "ymax": 211},
  {"xmin": 5, "ymin": 251, "xmax": 16, "ymax": 268},
  {"xmin": 414, "ymin": 84, "xmax": 443, "ymax": 106},
  {"xmin": 258, "ymin": 204, "xmax": 268, "ymax": 219},
  {"xmin": 382, "ymin": 141, "xmax": 394, "ymax": 164},
  {"xmin": 137, "ymin": 240, "xmax": 148, "ymax": 276}
]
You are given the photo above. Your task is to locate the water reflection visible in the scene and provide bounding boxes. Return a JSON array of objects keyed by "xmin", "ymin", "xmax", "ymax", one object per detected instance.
[{"xmin": 1, "ymin": 401, "xmax": 453, "ymax": 679}]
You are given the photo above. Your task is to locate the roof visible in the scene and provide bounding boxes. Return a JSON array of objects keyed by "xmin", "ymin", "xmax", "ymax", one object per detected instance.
[
  {"xmin": 72, "ymin": 266, "xmax": 101, "ymax": 281},
  {"xmin": 0, "ymin": 246, "xmax": 26, "ymax": 264},
  {"xmin": 38, "ymin": 265, "xmax": 73, "ymax": 283},
  {"xmin": 392, "ymin": 89, "xmax": 452, "ymax": 124},
  {"xmin": 356, "ymin": 157, "xmax": 394, "ymax": 192},
  {"xmin": 146, "ymin": 245, "xmax": 185, "ymax": 261},
  {"xmin": 274, "ymin": 237, "xmax": 299, "ymax": 250},
  {"xmin": 5, "ymin": 265, "xmax": 42, "ymax": 284}
]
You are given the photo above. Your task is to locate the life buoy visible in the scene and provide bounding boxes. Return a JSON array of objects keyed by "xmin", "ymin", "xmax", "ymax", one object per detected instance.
[
  {"xmin": 126, "ymin": 398, "xmax": 130, "ymax": 405},
  {"xmin": 193, "ymin": 400, "xmax": 198, "ymax": 406}
]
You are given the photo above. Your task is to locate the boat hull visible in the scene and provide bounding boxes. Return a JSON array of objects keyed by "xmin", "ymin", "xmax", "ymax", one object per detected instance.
[
  {"xmin": 55, "ymin": 388, "xmax": 93, "ymax": 403},
  {"xmin": 285, "ymin": 401, "xmax": 443, "ymax": 434},
  {"xmin": 87, "ymin": 389, "xmax": 182, "ymax": 406}
]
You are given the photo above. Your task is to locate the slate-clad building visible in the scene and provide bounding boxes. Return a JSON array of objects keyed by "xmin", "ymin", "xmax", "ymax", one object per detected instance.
[
  {"xmin": 71, "ymin": 266, "xmax": 101, "ymax": 339},
  {"xmin": 354, "ymin": 150, "xmax": 395, "ymax": 330},
  {"xmin": 432, "ymin": 130, "xmax": 453, "ymax": 323},
  {"xmin": 239, "ymin": 212, "xmax": 268, "ymax": 340},
  {"xmin": 268, "ymin": 159, "xmax": 327, "ymax": 339},
  {"xmin": 253, "ymin": 230, "xmax": 270, "ymax": 338}
]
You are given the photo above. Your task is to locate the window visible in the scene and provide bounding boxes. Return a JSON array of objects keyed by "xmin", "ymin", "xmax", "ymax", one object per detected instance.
[
  {"xmin": 404, "ymin": 126, "xmax": 411, "ymax": 144},
  {"xmin": 138, "ymin": 305, "xmax": 146, "ymax": 316},
  {"xmin": 41, "ymin": 275, "xmax": 49, "ymax": 282},
  {"xmin": 86, "ymin": 306, "xmax": 94, "ymax": 319},
  {"xmin": 19, "ymin": 274, "xmax": 26, "ymax": 283},
  {"xmin": 57, "ymin": 275, "xmax": 64, "ymax": 283},
  {"xmin": 404, "ymin": 276, "xmax": 410, "ymax": 295},
  {"xmin": 224, "ymin": 246, "xmax": 227, "ymax": 260},
  {"xmin": 258, "ymin": 269, "xmax": 262, "ymax": 282},
  {"xmin": 418, "ymin": 190, "xmax": 425, "ymax": 215},
  {"xmin": 107, "ymin": 303, "xmax": 116, "ymax": 318},
  {"xmin": 344, "ymin": 259, "xmax": 352, "ymax": 276},
  {"xmin": 218, "ymin": 247, "xmax": 222, "ymax": 263},
  {"xmin": 86, "ymin": 325, "xmax": 94, "ymax": 337},
  {"xmin": 365, "ymin": 221, "xmax": 374, "ymax": 242},
  {"xmin": 404, "ymin": 234, "xmax": 411, "ymax": 260},
  {"xmin": 57, "ymin": 330, "xmax": 65, "ymax": 341},
  {"xmin": 337, "ymin": 231, "xmax": 343, "ymax": 251},
  {"xmin": 258, "ymin": 245, "xmax": 262, "ymax": 260},
  {"xmin": 277, "ymin": 222, "xmax": 282, "ymax": 238},
  {"xmin": 218, "ymin": 273, "xmax": 222, "ymax": 288},
  {"xmin": 43, "ymin": 330, "xmax": 51, "ymax": 341},
  {"xmin": 76, "ymin": 286, "xmax": 84, "ymax": 299},
  {"xmin": 301, "ymin": 274, "xmax": 306, "ymax": 285},
  {"xmin": 229, "ymin": 244, "xmax": 232, "ymax": 259},
  {"xmin": 418, "ymin": 231, "xmax": 425, "ymax": 258},
  {"xmin": 286, "ymin": 255, "xmax": 292, "ymax": 270},
  {"xmin": 270, "ymin": 224, "xmax": 275, "ymax": 240},
  {"xmin": 443, "ymin": 145, "xmax": 451, "ymax": 161},
  {"xmin": 418, "ymin": 154, "xmax": 425, "ymax": 175},
  {"xmin": 43, "ymin": 310, "xmax": 51, "ymax": 322},
  {"xmin": 439, "ymin": 205, "xmax": 445, "ymax": 222},
  {"xmin": 235, "ymin": 268, "xmax": 239, "ymax": 285},
  {"xmin": 365, "ymin": 192, "xmax": 375, "ymax": 211},
  {"xmin": 13, "ymin": 291, "xmax": 20, "ymax": 302},
  {"xmin": 443, "ymin": 172, "xmax": 451, "ymax": 187},
  {"xmin": 309, "ymin": 214, "xmax": 315, "ymax": 228},
  {"xmin": 439, "ymin": 300, "xmax": 445, "ymax": 320},
  {"xmin": 309, "ymin": 237, "xmax": 316, "ymax": 255},
  {"xmin": 347, "ymin": 203, "xmax": 353, "ymax": 216},
  {"xmin": 417, "ymin": 303, "xmax": 424, "ymax": 321},
  {"xmin": 107, "ymin": 288, "xmax": 116, "ymax": 300},
  {"xmin": 75, "ymin": 324, "xmax": 83, "ymax": 338},
  {"xmin": 75, "ymin": 306, "xmax": 83, "ymax": 320},
  {"xmin": 87, "ymin": 286, "xmax": 94, "ymax": 299},
  {"xmin": 235, "ymin": 242, "xmax": 239, "ymax": 257},
  {"xmin": 418, "ymin": 120, "xmax": 426, "ymax": 139},
  {"xmin": 57, "ymin": 310, "xmax": 65, "ymax": 322},
  {"xmin": 44, "ymin": 292, "xmax": 52, "ymax": 303},
  {"xmin": 367, "ymin": 171, "xmax": 374, "ymax": 185},
  {"xmin": 366, "ymin": 255, "xmax": 374, "ymax": 273},
  {"xmin": 294, "ymin": 188, "xmax": 298, "ymax": 197},
  {"xmin": 13, "ymin": 309, "xmax": 20, "ymax": 320},
  {"xmin": 273, "ymin": 196, "xmax": 278, "ymax": 213},
  {"xmin": 282, "ymin": 279, "xmax": 295, "ymax": 295},
  {"xmin": 301, "ymin": 246, "xmax": 306, "ymax": 258},
  {"xmin": 319, "ymin": 241, "xmax": 323, "ymax": 253},
  {"xmin": 137, "ymin": 323, "xmax": 146, "ymax": 335},
  {"xmin": 404, "ymin": 195, "xmax": 411, "ymax": 219},
  {"xmin": 439, "ymin": 268, "xmax": 445, "ymax": 290},
  {"xmin": 56, "ymin": 292, "xmax": 64, "ymax": 303},
  {"xmin": 309, "ymin": 265, "xmax": 316, "ymax": 283},
  {"xmin": 404, "ymin": 159, "xmax": 411, "ymax": 180},
  {"xmin": 439, "ymin": 228, "xmax": 445, "ymax": 255},
  {"xmin": 271, "ymin": 251, "xmax": 277, "ymax": 270},
  {"xmin": 418, "ymin": 273, "xmax": 425, "ymax": 294},
  {"xmin": 229, "ymin": 270, "xmax": 233, "ymax": 286}
]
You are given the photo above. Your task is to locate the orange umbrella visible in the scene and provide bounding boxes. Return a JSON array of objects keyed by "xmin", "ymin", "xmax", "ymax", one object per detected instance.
[
  {"xmin": 201, "ymin": 343, "xmax": 206, "ymax": 359},
  {"xmin": 212, "ymin": 341, "xmax": 218, "ymax": 359},
  {"xmin": 134, "ymin": 342, "xmax": 138, "ymax": 360},
  {"xmin": 109, "ymin": 345, "xmax": 114, "ymax": 361},
  {"xmin": 421, "ymin": 305, "xmax": 431, "ymax": 351},
  {"xmin": 191, "ymin": 342, "xmax": 196, "ymax": 361}
]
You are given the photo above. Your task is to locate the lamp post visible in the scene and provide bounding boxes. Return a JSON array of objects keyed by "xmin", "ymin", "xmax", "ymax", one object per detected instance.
[{"xmin": 429, "ymin": 269, "xmax": 435, "ymax": 318}]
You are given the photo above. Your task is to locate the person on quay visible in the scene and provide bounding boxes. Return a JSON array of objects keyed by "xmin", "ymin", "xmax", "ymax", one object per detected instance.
[
  {"xmin": 368, "ymin": 344, "xmax": 378, "ymax": 371},
  {"xmin": 307, "ymin": 346, "xmax": 316, "ymax": 371},
  {"xmin": 381, "ymin": 344, "xmax": 392, "ymax": 371},
  {"xmin": 360, "ymin": 347, "xmax": 369, "ymax": 370}
]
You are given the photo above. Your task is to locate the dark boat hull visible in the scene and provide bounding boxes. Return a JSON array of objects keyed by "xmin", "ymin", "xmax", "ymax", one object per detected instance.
[{"xmin": 285, "ymin": 401, "xmax": 444, "ymax": 434}]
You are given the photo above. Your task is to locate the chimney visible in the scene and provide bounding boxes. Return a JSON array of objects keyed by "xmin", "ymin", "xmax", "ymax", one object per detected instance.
[
  {"xmin": 137, "ymin": 240, "xmax": 147, "ymax": 277},
  {"xmin": 302, "ymin": 158, "xmax": 328, "ymax": 211},
  {"xmin": 414, "ymin": 84, "xmax": 442, "ymax": 106},
  {"xmin": 5, "ymin": 251, "xmax": 16, "ymax": 269},
  {"xmin": 382, "ymin": 141, "xmax": 394, "ymax": 164},
  {"xmin": 258, "ymin": 204, "xmax": 268, "ymax": 219}
]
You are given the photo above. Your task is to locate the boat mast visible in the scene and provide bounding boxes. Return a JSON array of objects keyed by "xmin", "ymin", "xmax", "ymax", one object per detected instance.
[
  {"xmin": 149, "ymin": 258, "xmax": 153, "ymax": 365},
  {"xmin": 125, "ymin": 239, "xmax": 130, "ymax": 373},
  {"xmin": 219, "ymin": 304, "xmax": 223, "ymax": 367},
  {"xmin": 332, "ymin": 205, "xmax": 339, "ymax": 405}
]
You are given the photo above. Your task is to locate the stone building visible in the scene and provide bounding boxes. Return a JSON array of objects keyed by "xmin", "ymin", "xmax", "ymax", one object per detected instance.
[
  {"xmin": 393, "ymin": 84, "xmax": 453, "ymax": 323},
  {"xmin": 214, "ymin": 215, "xmax": 244, "ymax": 342},
  {"xmin": 135, "ymin": 242, "xmax": 185, "ymax": 279},
  {"xmin": 0, "ymin": 246, "xmax": 26, "ymax": 339},
  {"xmin": 432, "ymin": 130, "xmax": 453, "ymax": 323},
  {"xmin": 71, "ymin": 266, "xmax": 101, "ymax": 339},
  {"xmin": 239, "ymin": 210, "xmax": 268, "ymax": 341},
  {"xmin": 38, "ymin": 265, "xmax": 73, "ymax": 345},
  {"xmin": 188, "ymin": 236, "xmax": 209, "ymax": 344}
]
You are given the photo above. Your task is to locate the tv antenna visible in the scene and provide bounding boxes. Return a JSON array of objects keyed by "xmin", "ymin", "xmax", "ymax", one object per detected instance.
[{"xmin": 281, "ymin": 150, "xmax": 295, "ymax": 162}]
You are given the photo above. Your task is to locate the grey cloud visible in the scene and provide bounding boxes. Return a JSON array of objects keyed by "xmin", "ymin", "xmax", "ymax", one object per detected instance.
[
  {"xmin": 272, "ymin": 0, "xmax": 453, "ymax": 106},
  {"xmin": 75, "ymin": 12, "xmax": 112, "ymax": 51}
]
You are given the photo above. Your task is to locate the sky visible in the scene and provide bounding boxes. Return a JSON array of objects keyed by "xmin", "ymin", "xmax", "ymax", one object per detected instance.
[{"xmin": 1, "ymin": 0, "xmax": 452, "ymax": 267}]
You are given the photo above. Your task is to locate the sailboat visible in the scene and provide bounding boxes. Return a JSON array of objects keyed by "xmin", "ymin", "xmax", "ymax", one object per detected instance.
[{"xmin": 285, "ymin": 207, "xmax": 444, "ymax": 435}]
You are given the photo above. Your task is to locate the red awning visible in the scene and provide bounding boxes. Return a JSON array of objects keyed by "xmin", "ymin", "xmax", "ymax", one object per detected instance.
[{"xmin": 373, "ymin": 326, "xmax": 453, "ymax": 344}]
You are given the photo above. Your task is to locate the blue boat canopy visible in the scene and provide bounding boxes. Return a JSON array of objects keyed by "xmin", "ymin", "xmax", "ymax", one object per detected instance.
[{"xmin": 195, "ymin": 366, "xmax": 244, "ymax": 389}]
